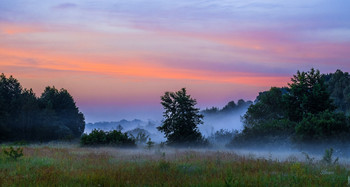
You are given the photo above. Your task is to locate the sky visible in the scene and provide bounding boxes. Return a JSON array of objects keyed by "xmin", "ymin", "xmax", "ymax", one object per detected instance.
[{"xmin": 1, "ymin": 0, "xmax": 350, "ymax": 122}]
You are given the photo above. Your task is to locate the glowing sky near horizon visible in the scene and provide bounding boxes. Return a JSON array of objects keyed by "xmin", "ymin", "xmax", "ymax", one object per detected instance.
[{"xmin": 1, "ymin": 0, "xmax": 350, "ymax": 122}]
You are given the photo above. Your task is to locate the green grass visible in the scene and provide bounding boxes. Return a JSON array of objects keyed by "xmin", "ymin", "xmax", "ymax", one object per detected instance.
[{"xmin": 0, "ymin": 144, "xmax": 349, "ymax": 186}]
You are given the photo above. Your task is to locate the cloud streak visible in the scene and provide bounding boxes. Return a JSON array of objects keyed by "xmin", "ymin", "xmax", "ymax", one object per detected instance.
[
  {"xmin": 53, "ymin": 3, "xmax": 77, "ymax": 10},
  {"xmin": 0, "ymin": 0, "xmax": 349, "ymax": 122}
]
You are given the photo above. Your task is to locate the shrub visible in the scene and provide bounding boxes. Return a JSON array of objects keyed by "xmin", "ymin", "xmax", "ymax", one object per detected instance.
[
  {"xmin": 135, "ymin": 132, "xmax": 149, "ymax": 144},
  {"xmin": 81, "ymin": 129, "xmax": 136, "ymax": 147},
  {"xmin": 208, "ymin": 129, "xmax": 237, "ymax": 145},
  {"xmin": 302, "ymin": 152, "xmax": 315, "ymax": 165},
  {"xmin": 126, "ymin": 128, "xmax": 150, "ymax": 144},
  {"xmin": 106, "ymin": 130, "xmax": 135, "ymax": 146},
  {"xmin": 146, "ymin": 138, "xmax": 155, "ymax": 149},
  {"xmin": 322, "ymin": 148, "xmax": 339, "ymax": 165},
  {"xmin": 12, "ymin": 140, "xmax": 28, "ymax": 146},
  {"xmin": 81, "ymin": 129, "xmax": 107, "ymax": 145},
  {"xmin": 3, "ymin": 146, "xmax": 24, "ymax": 160}
]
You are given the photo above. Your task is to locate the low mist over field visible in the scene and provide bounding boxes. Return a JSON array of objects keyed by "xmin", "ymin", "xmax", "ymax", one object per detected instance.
[
  {"xmin": 200, "ymin": 100, "xmax": 252, "ymax": 137},
  {"xmin": 85, "ymin": 119, "xmax": 166, "ymax": 143},
  {"xmin": 84, "ymin": 99, "xmax": 252, "ymax": 144},
  {"xmin": 2, "ymin": 142, "xmax": 350, "ymax": 186},
  {"xmin": 1, "ymin": 0, "xmax": 350, "ymax": 185}
]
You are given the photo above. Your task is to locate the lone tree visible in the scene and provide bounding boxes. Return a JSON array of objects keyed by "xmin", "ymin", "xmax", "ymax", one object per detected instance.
[{"xmin": 157, "ymin": 88, "xmax": 205, "ymax": 146}]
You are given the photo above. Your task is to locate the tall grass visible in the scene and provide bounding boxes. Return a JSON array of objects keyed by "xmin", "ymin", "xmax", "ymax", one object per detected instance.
[{"xmin": 0, "ymin": 144, "xmax": 349, "ymax": 186}]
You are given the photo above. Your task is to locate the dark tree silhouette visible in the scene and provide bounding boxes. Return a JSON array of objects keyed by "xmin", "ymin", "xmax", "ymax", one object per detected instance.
[
  {"xmin": 229, "ymin": 68, "xmax": 350, "ymax": 147},
  {"xmin": 0, "ymin": 73, "xmax": 85, "ymax": 142},
  {"xmin": 39, "ymin": 87, "xmax": 85, "ymax": 138},
  {"xmin": 285, "ymin": 68, "xmax": 335, "ymax": 122},
  {"xmin": 242, "ymin": 87, "xmax": 287, "ymax": 128},
  {"xmin": 202, "ymin": 99, "xmax": 252, "ymax": 116},
  {"xmin": 157, "ymin": 88, "xmax": 206, "ymax": 146},
  {"xmin": 324, "ymin": 69, "xmax": 350, "ymax": 116}
]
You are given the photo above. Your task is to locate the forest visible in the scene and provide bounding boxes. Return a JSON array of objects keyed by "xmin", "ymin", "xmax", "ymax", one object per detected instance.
[
  {"xmin": 0, "ymin": 73, "xmax": 85, "ymax": 142},
  {"xmin": 229, "ymin": 69, "xmax": 350, "ymax": 148}
]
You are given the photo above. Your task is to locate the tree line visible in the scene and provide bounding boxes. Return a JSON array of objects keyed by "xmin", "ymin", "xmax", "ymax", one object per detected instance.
[
  {"xmin": 82, "ymin": 68, "xmax": 350, "ymax": 148},
  {"xmin": 157, "ymin": 68, "xmax": 350, "ymax": 148},
  {"xmin": 201, "ymin": 99, "xmax": 252, "ymax": 116},
  {"xmin": 229, "ymin": 68, "xmax": 350, "ymax": 147},
  {"xmin": 0, "ymin": 73, "xmax": 85, "ymax": 142},
  {"xmin": 3, "ymin": 68, "xmax": 350, "ymax": 148}
]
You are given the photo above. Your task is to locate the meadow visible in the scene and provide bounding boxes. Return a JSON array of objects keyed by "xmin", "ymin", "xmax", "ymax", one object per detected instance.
[{"xmin": 0, "ymin": 143, "xmax": 349, "ymax": 186}]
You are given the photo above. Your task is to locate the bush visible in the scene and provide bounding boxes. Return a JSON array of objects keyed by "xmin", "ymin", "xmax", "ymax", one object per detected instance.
[
  {"xmin": 135, "ymin": 132, "xmax": 149, "ymax": 144},
  {"xmin": 81, "ymin": 129, "xmax": 107, "ymax": 145},
  {"xmin": 3, "ymin": 146, "xmax": 24, "ymax": 160},
  {"xmin": 126, "ymin": 128, "xmax": 150, "ymax": 144},
  {"xmin": 146, "ymin": 138, "xmax": 155, "ymax": 149},
  {"xmin": 12, "ymin": 140, "xmax": 28, "ymax": 146},
  {"xmin": 106, "ymin": 130, "xmax": 135, "ymax": 146},
  {"xmin": 81, "ymin": 129, "xmax": 136, "ymax": 147},
  {"xmin": 208, "ymin": 129, "xmax": 237, "ymax": 145},
  {"xmin": 322, "ymin": 148, "xmax": 339, "ymax": 165}
]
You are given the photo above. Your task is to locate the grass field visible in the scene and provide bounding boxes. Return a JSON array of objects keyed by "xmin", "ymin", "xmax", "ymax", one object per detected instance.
[{"xmin": 1, "ymin": 143, "xmax": 349, "ymax": 186}]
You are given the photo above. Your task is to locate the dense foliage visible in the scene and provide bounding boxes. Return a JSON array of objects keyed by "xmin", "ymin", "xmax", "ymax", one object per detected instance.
[
  {"xmin": 202, "ymin": 99, "xmax": 252, "ymax": 116},
  {"xmin": 295, "ymin": 110, "xmax": 350, "ymax": 142},
  {"xmin": 242, "ymin": 87, "xmax": 287, "ymax": 128},
  {"xmin": 324, "ymin": 70, "xmax": 350, "ymax": 116},
  {"xmin": 229, "ymin": 69, "xmax": 350, "ymax": 147},
  {"xmin": 126, "ymin": 128, "xmax": 150, "ymax": 144},
  {"xmin": 207, "ymin": 129, "xmax": 238, "ymax": 145},
  {"xmin": 157, "ymin": 88, "xmax": 207, "ymax": 146},
  {"xmin": 0, "ymin": 73, "xmax": 85, "ymax": 142},
  {"xmin": 285, "ymin": 68, "xmax": 335, "ymax": 122},
  {"xmin": 80, "ymin": 129, "xmax": 136, "ymax": 146}
]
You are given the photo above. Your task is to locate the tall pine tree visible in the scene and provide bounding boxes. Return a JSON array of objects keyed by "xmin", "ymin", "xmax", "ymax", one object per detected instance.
[{"xmin": 157, "ymin": 88, "xmax": 205, "ymax": 146}]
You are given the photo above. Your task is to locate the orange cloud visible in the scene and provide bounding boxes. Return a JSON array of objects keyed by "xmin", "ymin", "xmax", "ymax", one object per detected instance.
[
  {"xmin": 0, "ymin": 44, "xmax": 289, "ymax": 88},
  {"xmin": 0, "ymin": 22, "xmax": 46, "ymax": 35},
  {"xmin": 0, "ymin": 21, "xmax": 300, "ymax": 92}
]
